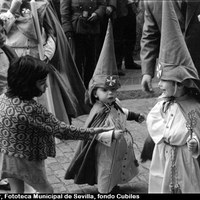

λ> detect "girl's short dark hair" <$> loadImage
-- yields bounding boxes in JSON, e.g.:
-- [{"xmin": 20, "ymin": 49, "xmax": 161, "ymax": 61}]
[{"xmin": 6, "ymin": 55, "xmax": 50, "ymax": 100}]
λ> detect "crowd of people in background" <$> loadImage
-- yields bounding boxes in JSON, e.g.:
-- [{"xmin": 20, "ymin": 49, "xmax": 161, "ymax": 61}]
[
  {"xmin": 0, "ymin": 0, "xmax": 200, "ymax": 194},
  {"xmin": 59, "ymin": 0, "xmax": 142, "ymax": 87}
]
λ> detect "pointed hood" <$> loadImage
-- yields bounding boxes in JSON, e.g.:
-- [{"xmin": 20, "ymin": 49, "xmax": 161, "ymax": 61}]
[
  {"xmin": 86, "ymin": 19, "xmax": 120, "ymax": 105},
  {"xmin": 157, "ymin": 0, "xmax": 200, "ymax": 90}
]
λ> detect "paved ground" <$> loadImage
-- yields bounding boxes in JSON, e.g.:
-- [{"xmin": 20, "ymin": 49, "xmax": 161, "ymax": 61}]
[{"xmin": 1, "ymin": 67, "xmax": 160, "ymax": 194}]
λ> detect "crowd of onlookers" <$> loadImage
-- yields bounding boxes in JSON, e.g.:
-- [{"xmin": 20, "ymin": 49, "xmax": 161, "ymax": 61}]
[{"xmin": 58, "ymin": 0, "xmax": 142, "ymax": 87}]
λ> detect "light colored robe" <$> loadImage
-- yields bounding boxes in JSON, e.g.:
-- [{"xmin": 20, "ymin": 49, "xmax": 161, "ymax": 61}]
[
  {"xmin": 95, "ymin": 100, "xmax": 138, "ymax": 193},
  {"xmin": 147, "ymin": 97, "xmax": 200, "ymax": 193},
  {"xmin": 1, "ymin": 0, "xmax": 56, "ymax": 115}
]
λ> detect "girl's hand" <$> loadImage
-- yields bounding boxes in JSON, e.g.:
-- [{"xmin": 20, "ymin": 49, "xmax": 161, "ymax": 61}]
[
  {"xmin": 187, "ymin": 138, "xmax": 198, "ymax": 154},
  {"xmin": 113, "ymin": 130, "xmax": 123, "ymax": 140}
]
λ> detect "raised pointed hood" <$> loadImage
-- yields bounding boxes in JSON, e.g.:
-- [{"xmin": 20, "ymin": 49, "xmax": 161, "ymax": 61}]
[
  {"xmin": 86, "ymin": 19, "xmax": 120, "ymax": 104},
  {"xmin": 157, "ymin": 0, "xmax": 200, "ymax": 90}
]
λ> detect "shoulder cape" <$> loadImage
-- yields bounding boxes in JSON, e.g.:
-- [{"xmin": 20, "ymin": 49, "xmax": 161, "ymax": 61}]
[{"xmin": 65, "ymin": 102, "xmax": 110, "ymax": 185}]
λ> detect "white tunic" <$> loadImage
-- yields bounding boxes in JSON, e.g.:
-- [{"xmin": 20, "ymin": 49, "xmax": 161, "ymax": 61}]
[{"xmin": 147, "ymin": 100, "xmax": 200, "ymax": 193}]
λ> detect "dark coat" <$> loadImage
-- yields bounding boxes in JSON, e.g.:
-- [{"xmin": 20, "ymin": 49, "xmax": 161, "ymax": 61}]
[
  {"xmin": 60, "ymin": 0, "xmax": 106, "ymax": 35},
  {"xmin": 107, "ymin": 0, "xmax": 116, "ymax": 8},
  {"xmin": 140, "ymin": 0, "xmax": 200, "ymax": 77},
  {"xmin": 115, "ymin": 0, "xmax": 130, "ymax": 18}
]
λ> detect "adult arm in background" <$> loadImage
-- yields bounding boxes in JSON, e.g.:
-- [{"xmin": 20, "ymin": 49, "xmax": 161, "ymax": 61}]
[
  {"xmin": 60, "ymin": 0, "xmax": 106, "ymax": 37},
  {"xmin": 106, "ymin": 0, "xmax": 116, "ymax": 16},
  {"xmin": 140, "ymin": 0, "xmax": 161, "ymax": 93},
  {"xmin": 86, "ymin": 1, "xmax": 106, "ymax": 22},
  {"xmin": 60, "ymin": 0, "xmax": 74, "ymax": 39}
]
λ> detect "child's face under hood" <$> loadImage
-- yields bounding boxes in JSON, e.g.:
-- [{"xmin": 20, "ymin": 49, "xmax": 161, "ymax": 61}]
[
  {"xmin": 94, "ymin": 87, "xmax": 117, "ymax": 104},
  {"xmin": 158, "ymin": 80, "xmax": 176, "ymax": 97},
  {"xmin": 158, "ymin": 79, "xmax": 186, "ymax": 98}
]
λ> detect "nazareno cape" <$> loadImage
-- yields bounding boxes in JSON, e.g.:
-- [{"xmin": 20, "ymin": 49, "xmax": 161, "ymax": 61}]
[
  {"xmin": 65, "ymin": 102, "xmax": 110, "ymax": 185},
  {"xmin": 41, "ymin": 1, "xmax": 90, "ymax": 123},
  {"xmin": 141, "ymin": 95, "xmax": 200, "ymax": 164}
]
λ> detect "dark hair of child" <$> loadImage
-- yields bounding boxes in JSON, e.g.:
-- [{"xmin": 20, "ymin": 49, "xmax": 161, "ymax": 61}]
[{"xmin": 6, "ymin": 55, "xmax": 50, "ymax": 100}]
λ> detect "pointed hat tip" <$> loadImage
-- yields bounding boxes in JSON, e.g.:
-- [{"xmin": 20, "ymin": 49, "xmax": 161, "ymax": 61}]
[
  {"xmin": 93, "ymin": 18, "xmax": 118, "ymax": 77},
  {"xmin": 157, "ymin": 0, "xmax": 199, "ymax": 83},
  {"xmin": 87, "ymin": 18, "xmax": 120, "ymax": 103}
]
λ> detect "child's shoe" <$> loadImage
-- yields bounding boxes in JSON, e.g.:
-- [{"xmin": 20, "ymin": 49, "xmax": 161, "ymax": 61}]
[{"xmin": 110, "ymin": 185, "xmax": 120, "ymax": 193}]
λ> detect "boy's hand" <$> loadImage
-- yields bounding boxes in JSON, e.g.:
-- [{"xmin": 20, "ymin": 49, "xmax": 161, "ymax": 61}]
[
  {"xmin": 187, "ymin": 138, "xmax": 198, "ymax": 154},
  {"xmin": 113, "ymin": 130, "xmax": 123, "ymax": 140},
  {"xmin": 138, "ymin": 114, "xmax": 145, "ymax": 123}
]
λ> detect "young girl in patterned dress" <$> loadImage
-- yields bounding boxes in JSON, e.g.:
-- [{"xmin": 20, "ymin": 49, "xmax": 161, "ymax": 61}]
[{"xmin": 0, "ymin": 55, "xmax": 114, "ymax": 193}]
